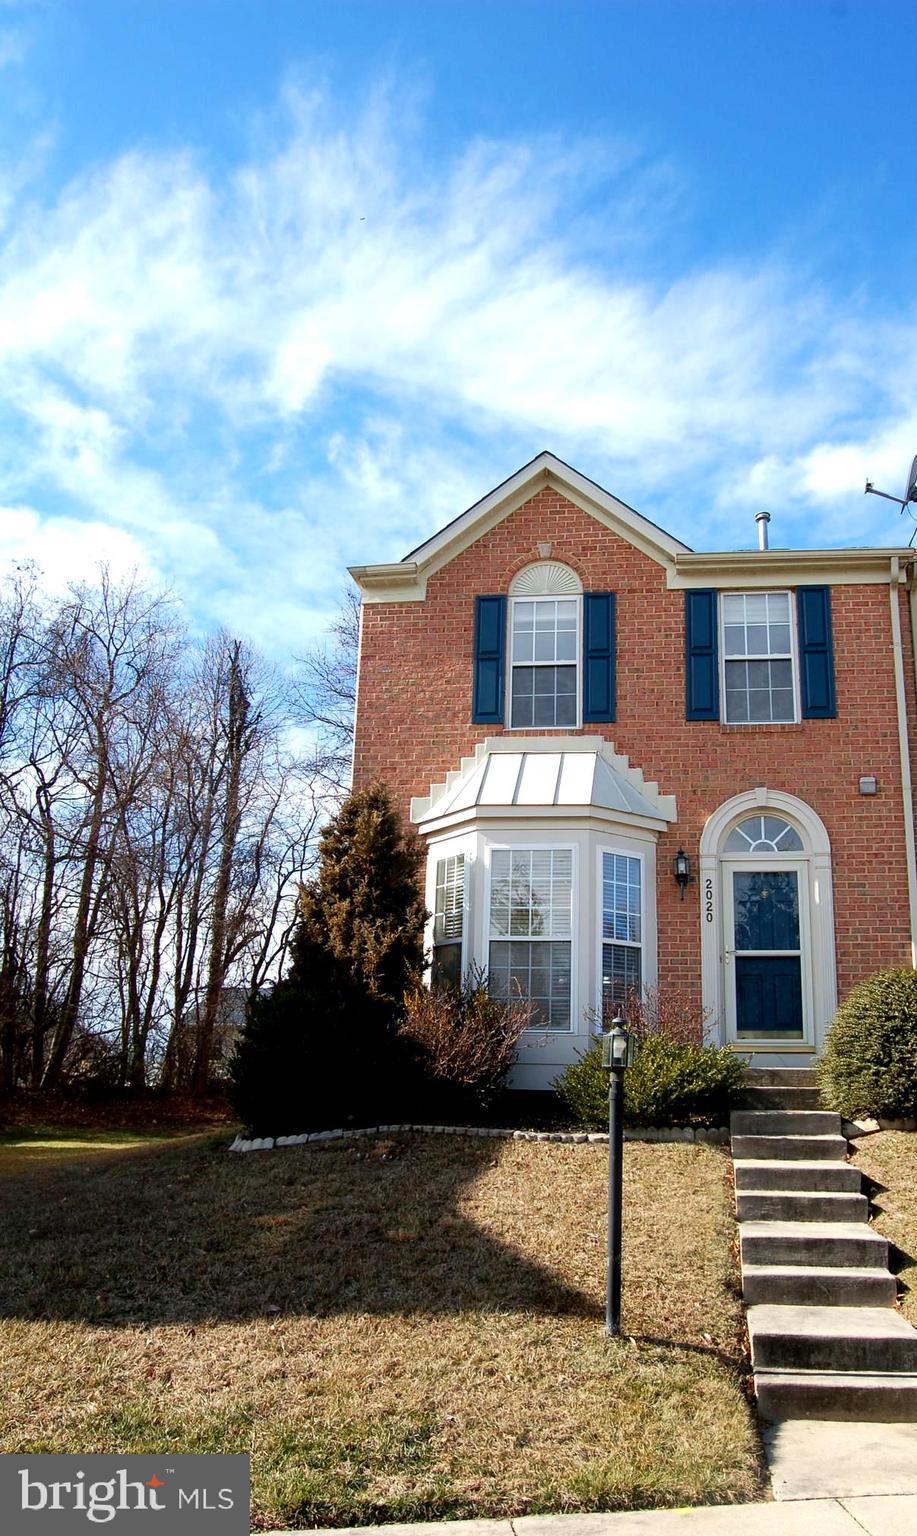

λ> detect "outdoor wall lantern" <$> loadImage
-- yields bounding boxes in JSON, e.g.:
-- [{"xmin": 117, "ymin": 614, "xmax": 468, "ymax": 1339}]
[
  {"xmin": 601, "ymin": 1011, "xmax": 633, "ymax": 1337},
  {"xmin": 672, "ymin": 848, "xmax": 693, "ymax": 900}
]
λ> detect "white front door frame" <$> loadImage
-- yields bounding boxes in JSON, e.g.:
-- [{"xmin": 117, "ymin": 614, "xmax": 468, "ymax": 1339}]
[
  {"xmin": 721, "ymin": 855, "xmax": 815, "ymax": 1049},
  {"xmin": 700, "ymin": 788, "xmax": 837, "ymax": 1060}
]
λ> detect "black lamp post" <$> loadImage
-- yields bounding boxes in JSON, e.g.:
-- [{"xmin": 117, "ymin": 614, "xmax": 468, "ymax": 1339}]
[{"xmin": 601, "ymin": 1011, "xmax": 631, "ymax": 1337}]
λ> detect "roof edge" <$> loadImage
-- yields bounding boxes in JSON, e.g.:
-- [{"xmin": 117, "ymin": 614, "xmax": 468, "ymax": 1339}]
[
  {"xmin": 350, "ymin": 453, "xmax": 690, "ymax": 600},
  {"xmin": 670, "ymin": 547, "xmax": 914, "ymax": 589}
]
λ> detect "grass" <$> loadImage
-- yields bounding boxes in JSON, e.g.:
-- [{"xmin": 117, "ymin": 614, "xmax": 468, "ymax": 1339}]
[
  {"xmin": 0, "ymin": 1128, "xmax": 766, "ymax": 1528},
  {"xmin": 0, "ymin": 1126, "xmax": 215, "ymax": 1178},
  {"xmin": 852, "ymin": 1130, "xmax": 917, "ymax": 1323}
]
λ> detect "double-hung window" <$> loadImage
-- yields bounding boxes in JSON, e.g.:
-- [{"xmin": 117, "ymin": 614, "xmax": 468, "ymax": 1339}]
[
  {"xmin": 722, "ymin": 592, "xmax": 796, "ymax": 724},
  {"xmin": 488, "ymin": 848, "xmax": 573, "ymax": 1028},
  {"xmin": 509, "ymin": 598, "xmax": 579, "ymax": 728},
  {"xmin": 601, "ymin": 852, "xmax": 642, "ymax": 1005},
  {"xmin": 431, "ymin": 854, "xmax": 464, "ymax": 988}
]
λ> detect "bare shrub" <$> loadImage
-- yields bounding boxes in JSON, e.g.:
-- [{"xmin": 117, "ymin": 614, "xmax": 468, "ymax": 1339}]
[
  {"xmin": 604, "ymin": 984, "xmax": 709, "ymax": 1046},
  {"xmin": 400, "ymin": 966, "xmax": 533, "ymax": 1112}
]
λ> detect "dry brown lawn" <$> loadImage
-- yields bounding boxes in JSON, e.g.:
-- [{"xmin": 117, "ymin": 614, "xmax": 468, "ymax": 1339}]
[
  {"xmin": 0, "ymin": 1129, "xmax": 765, "ymax": 1528},
  {"xmin": 852, "ymin": 1130, "xmax": 917, "ymax": 1323},
  {"xmin": 0, "ymin": 1126, "xmax": 213, "ymax": 1178}
]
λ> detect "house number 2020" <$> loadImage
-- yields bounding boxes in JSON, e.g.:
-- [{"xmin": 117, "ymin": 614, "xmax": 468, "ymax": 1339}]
[{"xmin": 704, "ymin": 878, "xmax": 714, "ymax": 923}]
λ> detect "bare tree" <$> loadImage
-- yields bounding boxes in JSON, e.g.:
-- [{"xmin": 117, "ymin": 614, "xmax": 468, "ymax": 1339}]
[
  {"xmin": 292, "ymin": 586, "xmax": 359, "ymax": 793},
  {"xmin": 40, "ymin": 574, "xmax": 178, "ymax": 1088},
  {"xmin": 192, "ymin": 639, "xmax": 259, "ymax": 1093},
  {"xmin": 0, "ymin": 565, "xmax": 324, "ymax": 1098}
]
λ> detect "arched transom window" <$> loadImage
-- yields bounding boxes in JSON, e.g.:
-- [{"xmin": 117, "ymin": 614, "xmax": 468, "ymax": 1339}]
[{"xmin": 723, "ymin": 815, "xmax": 804, "ymax": 854}]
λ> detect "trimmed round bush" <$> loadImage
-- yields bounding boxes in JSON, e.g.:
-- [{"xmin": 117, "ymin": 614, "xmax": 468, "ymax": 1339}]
[
  {"xmin": 555, "ymin": 1033, "xmax": 745, "ymax": 1129},
  {"xmin": 817, "ymin": 968, "xmax": 917, "ymax": 1120}
]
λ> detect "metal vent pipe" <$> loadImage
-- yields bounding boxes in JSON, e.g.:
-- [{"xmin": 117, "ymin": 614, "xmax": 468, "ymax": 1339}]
[{"xmin": 755, "ymin": 511, "xmax": 771, "ymax": 551}]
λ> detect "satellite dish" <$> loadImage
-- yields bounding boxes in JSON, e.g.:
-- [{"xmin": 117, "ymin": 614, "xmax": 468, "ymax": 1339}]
[{"xmin": 865, "ymin": 451, "xmax": 917, "ymax": 514}]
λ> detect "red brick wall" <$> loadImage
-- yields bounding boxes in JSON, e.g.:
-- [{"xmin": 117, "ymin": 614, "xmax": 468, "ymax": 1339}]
[{"xmin": 353, "ymin": 487, "xmax": 915, "ymax": 1000}]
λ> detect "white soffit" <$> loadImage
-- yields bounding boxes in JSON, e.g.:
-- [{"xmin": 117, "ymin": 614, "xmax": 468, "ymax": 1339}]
[{"xmin": 412, "ymin": 736, "xmax": 677, "ymax": 832}]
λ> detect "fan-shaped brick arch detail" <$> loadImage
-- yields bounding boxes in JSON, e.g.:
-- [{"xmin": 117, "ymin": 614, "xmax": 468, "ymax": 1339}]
[{"xmin": 508, "ymin": 561, "xmax": 582, "ymax": 597}]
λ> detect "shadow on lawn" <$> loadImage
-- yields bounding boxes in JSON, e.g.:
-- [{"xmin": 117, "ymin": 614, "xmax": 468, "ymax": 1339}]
[{"xmin": 0, "ymin": 1132, "xmax": 599, "ymax": 1328}]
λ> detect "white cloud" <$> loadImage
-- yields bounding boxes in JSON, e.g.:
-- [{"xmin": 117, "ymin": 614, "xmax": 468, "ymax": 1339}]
[
  {"xmin": 715, "ymin": 410, "xmax": 917, "ymax": 547},
  {"xmin": 0, "ymin": 505, "xmax": 154, "ymax": 591},
  {"xmin": 0, "ymin": 81, "xmax": 914, "ymax": 655}
]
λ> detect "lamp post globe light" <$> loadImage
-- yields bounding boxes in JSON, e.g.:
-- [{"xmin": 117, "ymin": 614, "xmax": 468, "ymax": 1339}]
[{"xmin": 601, "ymin": 1011, "xmax": 631, "ymax": 1337}]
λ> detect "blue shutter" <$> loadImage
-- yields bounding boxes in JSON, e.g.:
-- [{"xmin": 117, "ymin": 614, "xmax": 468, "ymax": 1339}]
[
  {"xmin": 685, "ymin": 590, "xmax": 719, "ymax": 720},
  {"xmin": 582, "ymin": 592, "xmax": 616, "ymax": 723},
  {"xmin": 797, "ymin": 586, "xmax": 836, "ymax": 719},
  {"xmin": 472, "ymin": 595, "xmax": 506, "ymax": 724}
]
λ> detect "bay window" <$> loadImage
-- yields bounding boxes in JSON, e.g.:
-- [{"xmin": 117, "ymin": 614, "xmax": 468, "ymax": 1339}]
[
  {"xmin": 601, "ymin": 851, "xmax": 642, "ymax": 1007},
  {"xmin": 488, "ymin": 847, "xmax": 573, "ymax": 1028},
  {"xmin": 431, "ymin": 853, "xmax": 465, "ymax": 987}
]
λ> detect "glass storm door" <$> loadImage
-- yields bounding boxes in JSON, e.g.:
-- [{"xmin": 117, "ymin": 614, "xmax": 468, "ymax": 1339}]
[{"xmin": 723, "ymin": 865, "xmax": 809, "ymax": 1042}]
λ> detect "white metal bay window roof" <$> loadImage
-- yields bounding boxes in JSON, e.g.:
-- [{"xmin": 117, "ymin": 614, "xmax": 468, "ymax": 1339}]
[{"xmin": 412, "ymin": 736, "xmax": 676, "ymax": 835}]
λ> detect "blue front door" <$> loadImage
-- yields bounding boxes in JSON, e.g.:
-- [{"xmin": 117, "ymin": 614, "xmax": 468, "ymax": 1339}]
[{"xmin": 730, "ymin": 869, "xmax": 804, "ymax": 1040}]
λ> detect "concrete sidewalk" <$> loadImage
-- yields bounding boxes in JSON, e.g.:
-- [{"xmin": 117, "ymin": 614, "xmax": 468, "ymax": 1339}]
[{"xmin": 268, "ymin": 1498, "xmax": 917, "ymax": 1536}]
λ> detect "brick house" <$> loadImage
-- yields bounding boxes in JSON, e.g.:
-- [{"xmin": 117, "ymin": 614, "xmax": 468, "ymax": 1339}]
[{"xmin": 349, "ymin": 452, "xmax": 917, "ymax": 1089}]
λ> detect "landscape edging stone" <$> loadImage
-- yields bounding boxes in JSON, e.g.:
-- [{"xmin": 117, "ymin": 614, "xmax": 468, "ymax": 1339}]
[{"xmin": 227, "ymin": 1124, "xmax": 730, "ymax": 1153}]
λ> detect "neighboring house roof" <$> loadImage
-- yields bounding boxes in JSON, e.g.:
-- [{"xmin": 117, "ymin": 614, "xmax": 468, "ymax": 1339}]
[
  {"xmin": 348, "ymin": 451, "xmax": 914, "ymax": 601},
  {"xmin": 412, "ymin": 735, "xmax": 677, "ymax": 837}
]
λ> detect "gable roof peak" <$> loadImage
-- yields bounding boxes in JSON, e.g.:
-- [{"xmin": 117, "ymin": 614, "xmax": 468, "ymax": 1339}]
[{"xmin": 403, "ymin": 452, "xmax": 691, "ymax": 570}]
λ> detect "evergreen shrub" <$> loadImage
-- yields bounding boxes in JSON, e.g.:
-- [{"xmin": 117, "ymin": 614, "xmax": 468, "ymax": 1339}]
[
  {"xmin": 554, "ymin": 988, "xmax": 744, "ymax": 1129},
  {"xmin": 817, "ymin": 967, "xmax": 917, "ymax": 1120},
  {"xmin": 229, "ymin": 782, "xmax": 427, "ymax": 1135}
]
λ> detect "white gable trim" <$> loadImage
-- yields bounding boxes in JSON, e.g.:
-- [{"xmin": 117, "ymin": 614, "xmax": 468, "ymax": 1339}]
[{"xmin": 349, "ymin": 452, "xmax": 688, "ymax": 602}]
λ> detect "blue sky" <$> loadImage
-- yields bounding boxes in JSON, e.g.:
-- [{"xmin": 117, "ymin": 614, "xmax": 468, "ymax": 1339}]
[{"xmin": 0, "ymin": 0, "xmax": 915, "ymax": 655}]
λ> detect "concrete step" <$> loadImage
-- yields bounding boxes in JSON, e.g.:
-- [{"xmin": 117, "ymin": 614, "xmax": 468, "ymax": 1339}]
[
  {"xmin": 738, "ymin": 1085, "xmax": 822, "ymax": 1110},
  {"xmin": 755, "ymin": 1369, "xmax": 917, "ymax": 1421},
  {"xmin": 732, "ymin": 1133, "xmax": 849, "ymax": 1162},
  {"xmin": 733, "ymin": 1159, "xmax": 861, "ymax": 1193},
  {"xmin": 740, "ymin": 1220, "xmax": 889, "ymax": 1269},
  {"xmin": 731, "ymin": 1109, "xmax": 841, "ymax": 1137},
  {"xmin": 749, "ymin": 1304, "xmax": 917, "ymax": 1373},
  {"xmin": 744, "ymin": 1067, "xmax": 817, "ymax": 1087},
  {"xmin": 736, "ymin": 1189, "xmax": 869, "ymax": 1223},
  {"xmin": 742, "ymin": 1263, "xmax": 898, "ymax": 1307}
]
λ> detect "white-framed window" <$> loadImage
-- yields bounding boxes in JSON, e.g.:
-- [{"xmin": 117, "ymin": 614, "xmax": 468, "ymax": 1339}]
[
  {"xmin": 721, "ymin": 591, "xmax": 797, "ymax": 724},
  {"xmin": 600, "ymin": 850, "xmax": 642, "ymax": 1009},
  {"xmin": 488, "ymin": 846, "xmax": 574, "ymax": 1029},
  {"xmin": 431, "ymin": 853, "xmax": 464, "ymax": 988},
  {"xmin": 505, "ymin": 561, "xmax": 583, "ymax": 731},
  {"xmin": 509, "ymin": 596, "xmax": 580, "ymax": 729}
]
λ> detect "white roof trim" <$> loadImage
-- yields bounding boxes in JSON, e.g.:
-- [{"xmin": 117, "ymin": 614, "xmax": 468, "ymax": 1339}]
[
  {"xmin": 348, "ymin": 454, "xmax": 917, "ymax": 603},
  {"xmin": 412, "ymin": 735, "xmax": 677, "ymax": 835},
  {"xmin": 349, "ymin": 452, "xmax": 689, "ymax": 601},
  {"xmin": 670, "ymin": 547, "xmax": 914, "ymax": 589}
]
